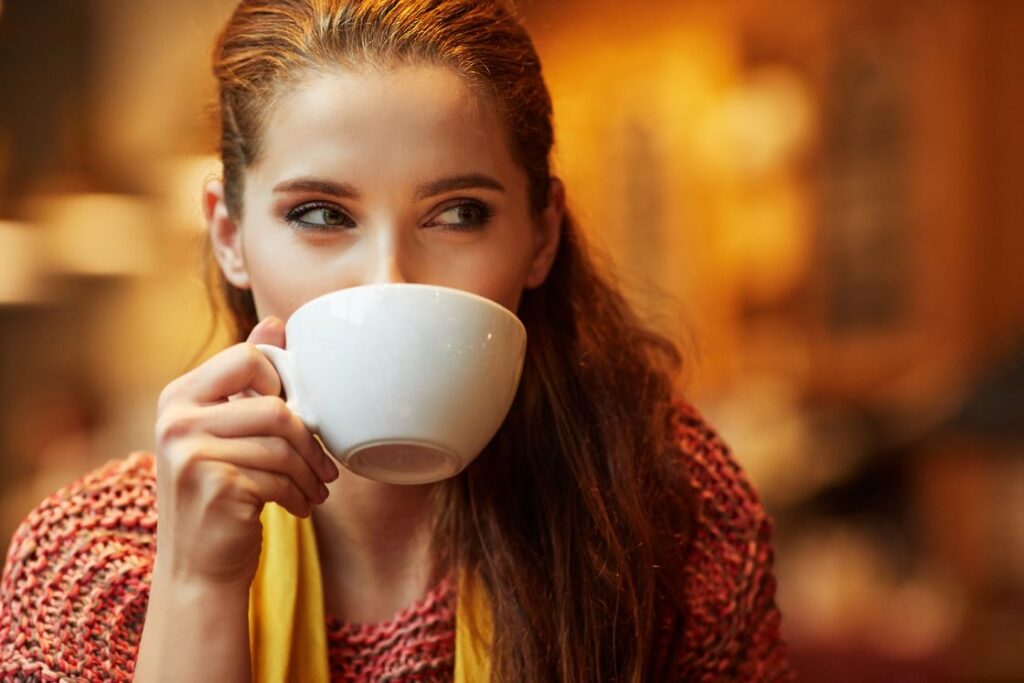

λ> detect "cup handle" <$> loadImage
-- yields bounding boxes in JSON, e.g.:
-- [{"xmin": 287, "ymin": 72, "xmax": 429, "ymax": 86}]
[{"xmin": 254, "ymin": 344, "xmax": 320, "ymax": 434}]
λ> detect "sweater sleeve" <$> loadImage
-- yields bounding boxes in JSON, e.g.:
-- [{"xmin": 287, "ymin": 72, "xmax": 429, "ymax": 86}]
[
  {"xmin": 0, "ymin": 452, "xmax": 158, "ymax": 682},
  {"xmin": 670, "ymin": 402, "xmax": 795, "ymax": 682}
]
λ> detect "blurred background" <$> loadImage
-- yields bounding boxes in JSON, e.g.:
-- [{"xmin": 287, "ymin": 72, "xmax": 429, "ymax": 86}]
[{"xmin": 1, "ymin": 0, "xmax": 1022, "ymax": 679}]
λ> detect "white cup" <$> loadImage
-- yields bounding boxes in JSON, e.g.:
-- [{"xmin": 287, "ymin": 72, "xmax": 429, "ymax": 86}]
[{"xmin": 255, "ymin": 283, "xmax": 527, "ymax": 485}]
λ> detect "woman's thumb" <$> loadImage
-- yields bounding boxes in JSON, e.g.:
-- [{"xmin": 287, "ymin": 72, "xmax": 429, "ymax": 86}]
[{"xmin": 247, "ymin": 316, "xmax": 286, "ymax": 348}]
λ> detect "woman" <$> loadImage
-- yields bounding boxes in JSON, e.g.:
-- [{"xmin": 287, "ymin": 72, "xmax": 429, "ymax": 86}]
[{"xmin": 0, "ymin": 0, "xmax": 792, "ymax": 681}]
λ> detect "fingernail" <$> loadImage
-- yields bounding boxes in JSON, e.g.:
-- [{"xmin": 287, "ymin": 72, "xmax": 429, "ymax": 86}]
[
  {"xmin": 254, "ymin": 316, "xmax": 281, "ymax": 333},
  {"xmin": 247, "ymin": 318, "xmax": 269, "ymax": 340},
  {"xmin": 319, "ymin": 483, "xmax": 330, "ymax": 501},
  {"xmin": 324, "ymin": 456, "xmax": 340, "ymax": 482}
]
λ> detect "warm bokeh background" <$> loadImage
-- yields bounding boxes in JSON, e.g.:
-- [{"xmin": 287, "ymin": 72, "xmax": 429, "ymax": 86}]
[{"xmin": 2, "ymin": 0, "xmax": 1022, "ymax": 680}]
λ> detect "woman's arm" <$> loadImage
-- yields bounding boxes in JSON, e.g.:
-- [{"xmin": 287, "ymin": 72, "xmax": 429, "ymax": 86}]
[{"xmin": 133, "ymin": 570, "xmax": 251, "ymax": 683}]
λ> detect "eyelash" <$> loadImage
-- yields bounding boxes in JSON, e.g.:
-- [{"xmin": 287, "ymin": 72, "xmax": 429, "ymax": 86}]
[{"xmin": 284, "ymin": 200, "xmax": 495, "ymax": 233}]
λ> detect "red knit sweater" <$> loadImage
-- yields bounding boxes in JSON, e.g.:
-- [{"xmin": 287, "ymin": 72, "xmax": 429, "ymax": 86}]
[{"xmin": 0, "ymin": 400, "xmax": 793, "ymax": 681}]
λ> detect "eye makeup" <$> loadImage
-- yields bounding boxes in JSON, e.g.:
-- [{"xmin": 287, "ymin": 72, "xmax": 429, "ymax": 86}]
[{"xmin": 282, "ymin": 199, "xmax": 496, "ymax": 233}]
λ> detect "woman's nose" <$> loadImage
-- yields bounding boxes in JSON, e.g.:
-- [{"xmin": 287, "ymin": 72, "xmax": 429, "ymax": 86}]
[{"xmin": 366, "ymin": 232, "xmax": 410, "ymax": 285}]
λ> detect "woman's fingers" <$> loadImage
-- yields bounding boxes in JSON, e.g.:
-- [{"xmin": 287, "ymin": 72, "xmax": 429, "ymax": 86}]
[
  {"xmin": 162, "ymin": 342, "xmax": 282, "ymax": 407},
  {"xmin": 186, "ymin": 436, "xmax": 325, "ymax": 509},
  {"xmin": 167, "ymin": 436, "xmax": 325, "ymax": 516},
  {"xmin": 184, "ymin": 395, "xmax": 339, "ymax": 483},
  {"xmin": 246, "ymin": 316, "xmax": 286, "ymax": 348},
  {"xmin": 232, "ymin": 463, "xmax": 314, "ymax": 519},
  {"xmin": 159, "ymin": 318, "xmax": 288, "ymax": 409}
]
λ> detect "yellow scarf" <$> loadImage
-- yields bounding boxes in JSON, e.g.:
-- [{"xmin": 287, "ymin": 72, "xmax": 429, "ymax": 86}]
[{"xmin": 248, "ymin": 502, "xmax": 492, "ymax": 682}]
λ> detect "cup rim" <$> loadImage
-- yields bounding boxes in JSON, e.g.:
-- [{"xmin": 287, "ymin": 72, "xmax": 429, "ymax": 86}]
[{"xmin": 285, "ymin": 282, "xmax": 525, "ymax": 333}]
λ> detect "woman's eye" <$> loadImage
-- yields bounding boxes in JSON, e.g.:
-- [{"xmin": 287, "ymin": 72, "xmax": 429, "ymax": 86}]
[
  {"xmin": 430, "ymin": 201, "xmax": 494, "ymax": 232},
  {"xmin": 286, "ymin": 203, "xmax": 352, "ymax": 229},
  {"xmin": 284, "ymin": 200, "xmax": 493, "ymax": 232}
]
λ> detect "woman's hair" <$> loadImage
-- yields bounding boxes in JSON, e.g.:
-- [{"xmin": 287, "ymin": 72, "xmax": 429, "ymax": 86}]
[{"xmin": 206, "ymin": 1, "xmax": 695, "ymax": 680}]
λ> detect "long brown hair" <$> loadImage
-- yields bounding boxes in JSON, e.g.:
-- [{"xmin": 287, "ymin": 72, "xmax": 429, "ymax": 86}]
[{"xmin": 206, "ymin": 1, "xmax": 695, "ymax": 680}]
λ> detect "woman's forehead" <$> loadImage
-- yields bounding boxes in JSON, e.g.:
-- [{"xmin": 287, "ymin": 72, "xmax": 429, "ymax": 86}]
[{"xmin": 249, "ymin": 64, "xmax": 518, "ymax": 192}]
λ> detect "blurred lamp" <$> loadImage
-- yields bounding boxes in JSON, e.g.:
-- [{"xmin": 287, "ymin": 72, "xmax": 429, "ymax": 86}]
[
  {"xmin": 36, "ymin": 193, "xmax": 158, "ymax": 276},
  {"xmin": 0, "ymin": 222, "xmax": 46, "ymax": 304},
  {"xmin": 695, "ymin": 65, "xmax": 815, "ymax": 176}
]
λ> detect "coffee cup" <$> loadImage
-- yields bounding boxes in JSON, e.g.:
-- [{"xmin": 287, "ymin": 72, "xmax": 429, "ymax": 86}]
[{"xmin": 255, "ymin": 283, "xmax": 527, "ymax": 485}]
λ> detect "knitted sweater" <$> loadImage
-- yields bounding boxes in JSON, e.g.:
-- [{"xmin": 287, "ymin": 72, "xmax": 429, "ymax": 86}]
[{"xmin": 0, "ymin": 401, "xmax": 793, "ymax": 682}]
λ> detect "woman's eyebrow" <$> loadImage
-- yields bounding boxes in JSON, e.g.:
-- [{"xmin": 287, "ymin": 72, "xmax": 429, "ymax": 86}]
[
  {"xmin": 272, "ymin": 173, "xmax": 506, "ymax": 199},
  {"xmin": 414, "ymin": 173, "xmax": 505, "ymax": 199},
  {"xmin": 273, "ymin": 178, "xmax": 359, "ymax": 198}
]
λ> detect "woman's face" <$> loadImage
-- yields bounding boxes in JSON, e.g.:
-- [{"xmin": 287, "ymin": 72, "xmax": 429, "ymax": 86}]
[{"xmin": 206, "ymin": 64, "xmax": 564, "ymax": 323}]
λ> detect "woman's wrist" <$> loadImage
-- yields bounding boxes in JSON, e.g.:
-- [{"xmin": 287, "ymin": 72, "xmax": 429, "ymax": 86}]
[
  {"xmin": 151, "ymin": 558, "xmax": 254, "ymax": 600},
  {"xmin": 150, "ymin": 571, "xmax": 252, "ymax": 613},
  {"xmin": 135, "ymin": 567, "xmax": 252, "ymax": 682}
]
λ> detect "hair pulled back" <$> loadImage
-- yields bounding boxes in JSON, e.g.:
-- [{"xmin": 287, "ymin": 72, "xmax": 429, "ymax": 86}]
[{"xmin": 208, "ymin": 2, "xmax": 693, "ymax": 680}]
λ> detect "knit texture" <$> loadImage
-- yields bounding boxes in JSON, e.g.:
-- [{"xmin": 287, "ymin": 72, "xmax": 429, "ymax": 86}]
[
  {"xmin": 326, "ymin": 575, "xmax": 455, "ymax": 682},
  {"xmin": 0, "ymin": 400, "xmax": 792, "ymax": 682}
]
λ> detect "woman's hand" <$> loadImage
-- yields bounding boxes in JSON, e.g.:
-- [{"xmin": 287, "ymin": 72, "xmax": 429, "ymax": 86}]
[
  {"xmin": 136, "ymin": 316, "xmax": 337, "ymax": 681},
  {"xmin": 151, "ymin": 316, "xmax": 340, "ymax": 587}
]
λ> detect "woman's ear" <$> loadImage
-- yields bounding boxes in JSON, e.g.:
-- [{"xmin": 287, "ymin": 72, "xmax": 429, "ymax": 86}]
[
  {"xmin": 524, "ymin": 177, "xmax": 565, "ymax": 289},
  {"xmin": 204, "ymin": 179, "xmax": 251, "ymax": 290}
]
